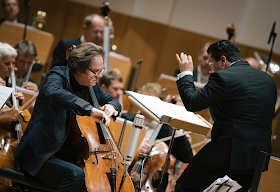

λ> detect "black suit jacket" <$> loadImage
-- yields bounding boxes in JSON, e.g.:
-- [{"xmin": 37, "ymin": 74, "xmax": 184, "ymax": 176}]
[
  {"xmin": 14, "ymin": 66, "xmax": 121, "ymax": 176},
  {"xmin": 50, "ymin": 38, "xmax": 81, "ymax": 69},
  {"xmin": 177, "ymin": 61, "xmax": 277, "ymax": 169}
]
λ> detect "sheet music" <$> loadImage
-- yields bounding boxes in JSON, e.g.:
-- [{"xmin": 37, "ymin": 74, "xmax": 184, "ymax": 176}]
[
  {"xmin": 126, "ymin": 91, "xmax": 210, "ymax": 128},
  {"xmin": 0, "ymin": 85, "xmax": 13, "ymax": 109}
]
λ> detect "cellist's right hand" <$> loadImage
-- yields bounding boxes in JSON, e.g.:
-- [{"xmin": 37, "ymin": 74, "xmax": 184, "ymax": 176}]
[
  {"xmin": 0, "ymin": 106, "xmax": 20, "ymax": 121},
  {"xmin": 90, "ymin": 108, "xmax": 110, "ymax": 126}
]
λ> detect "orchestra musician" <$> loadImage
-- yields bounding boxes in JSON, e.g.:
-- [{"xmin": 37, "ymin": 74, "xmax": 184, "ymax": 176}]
[
  {"xmin": 14, "ymin": 42, "xmax": 121, "ymax": 192},
  {"xmin": 14, "ymin": 40, "xmax": 39, "ymax": 92},
  {"xmin": 50, "ymin": 14, "xmax": 104, "ymax": 69},
  {"xmin": 0, "ymin": 0, "xmax": 20, "ymax": 25},
  {"xmin": 99, "ymin": 71, "xmax": 124, "ymax": 101},
  {"xmin": 0, "ymin": 42, "xmax": 25, "ymax": 105},
  {"xmin": 175, "ymin": 40, "xmax": 277, "ymax": 192}
]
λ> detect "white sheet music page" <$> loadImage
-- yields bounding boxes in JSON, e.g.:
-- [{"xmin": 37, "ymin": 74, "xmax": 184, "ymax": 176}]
[
  {"xmin": 126, "ymin": 91, "xmax": 209, "ymax": 128},
  {"xmin": 0, "ymin": 85, "xmax": 13, "ymax": 109}
]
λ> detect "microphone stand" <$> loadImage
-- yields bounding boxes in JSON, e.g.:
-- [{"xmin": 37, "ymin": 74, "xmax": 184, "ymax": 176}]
[
  {"xmin": 117, "ymin": 59, "xmax": 143, "ymax": 192},
  {"xmin": 23, "ymin": 0, "xmax": 31, "ymax": 40},
  {"xmin": 266, "ymin": 22, "xmax": 277, "ymax": 72}
]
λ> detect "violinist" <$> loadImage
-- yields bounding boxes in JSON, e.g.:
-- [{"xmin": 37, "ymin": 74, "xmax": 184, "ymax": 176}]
[
  {"xmin": 0, "ymin": 42, "xmax": 25, "ymax": 105},
  {"xmin": 14, "ymin": 42, "xmax": 121, "ymax": 192},
  {"xmin": 14, "ymin": 40, "xmax": 39, "ymax": 92}
]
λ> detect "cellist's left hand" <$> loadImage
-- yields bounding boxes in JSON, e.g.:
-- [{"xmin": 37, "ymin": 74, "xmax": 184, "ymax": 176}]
[{"xmin": 100, "ymin": 104, "xmax": 118, "ymax": 118}]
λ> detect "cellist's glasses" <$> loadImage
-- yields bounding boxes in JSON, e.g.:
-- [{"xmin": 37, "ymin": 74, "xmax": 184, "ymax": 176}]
[{"xmin": 88, "ymin": 67, "xmax": 105, "ymax": 76}]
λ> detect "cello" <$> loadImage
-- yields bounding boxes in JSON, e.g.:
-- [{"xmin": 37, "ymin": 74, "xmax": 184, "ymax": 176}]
[{"xmin": 66, "ymin": 45, "xmax": 134, "ymax": 192}]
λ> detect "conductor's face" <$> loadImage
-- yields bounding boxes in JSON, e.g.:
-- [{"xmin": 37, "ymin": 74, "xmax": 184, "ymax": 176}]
[{"xmin": 74, "ymin": 55, "xmax": 104, "ymax": 87}]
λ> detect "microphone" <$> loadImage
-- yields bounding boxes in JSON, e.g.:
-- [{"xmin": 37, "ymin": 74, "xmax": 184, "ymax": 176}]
[
  {"xmin": 122, "ymin": 114, "xmax": 145, "ymax": 176},
  {"xmin": 137, "ymin": 59, "xmax": 143, "ymax": 65},
  {"xmin": 118, "ymin": 114, "xmax": 144, "ymax": 192},
  {"xmin": 268, "ymin": 22, "xmax": 276, "ymax": 44}
]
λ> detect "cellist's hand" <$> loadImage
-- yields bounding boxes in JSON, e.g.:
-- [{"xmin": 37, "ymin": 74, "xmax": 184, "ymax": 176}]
[
  {"xmin": 100, "ymin": 104, "xmax": 118, "ymax": 118},
  {"xmin": 0, "ymin": 106, "xmax": 20, "ymax": 121},
  {"xmin": 14, "ymin": 92, "xmax": 25, "ymax": 104},
  {"xmin": 91, "ymin": 108, "xmax": 110, "ymax": 126}
]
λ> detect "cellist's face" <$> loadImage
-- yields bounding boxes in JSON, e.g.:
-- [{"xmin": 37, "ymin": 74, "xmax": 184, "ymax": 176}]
[
  {"xmin": 74, "ymin": 55, "xmax": 104, "ymax": 87},
  {"xmin": 0, "ymin": 55, "xmax": 15, "ymax": 78}
]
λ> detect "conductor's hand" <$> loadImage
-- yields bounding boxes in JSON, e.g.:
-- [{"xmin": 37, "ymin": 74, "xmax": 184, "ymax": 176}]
[
  {"xmin": 175, "ymin": 52, "xmax": 194, "ymax": 73},
  {"xmin": 138, "ymin": 141, "xmax": 151, "ymax": 154},
  {"xmin": 91, "ymin": 108, "xmax": 110, "ymax": 126},
  {"xmin": 23, "ymin": 82, "xmax": 39, "ymax": 92},
  {"xmin": 100, "ymin": 104, "xmax": 118, "ymax": 118}
]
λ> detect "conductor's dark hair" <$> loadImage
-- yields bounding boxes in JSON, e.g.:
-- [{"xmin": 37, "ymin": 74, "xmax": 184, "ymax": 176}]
[
  {"xmin": 67, "ymin": 42, "xmax": 105, "ymax": 74},
  {"xmin": 207, "ymin": 40, "xmax": 242, "ymax": 63}
]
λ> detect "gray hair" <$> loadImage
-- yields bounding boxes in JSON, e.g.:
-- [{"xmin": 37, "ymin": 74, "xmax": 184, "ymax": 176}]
[
  {"xmin": 15, "ymin": 40, "xmax": 37, "ymax": 57},
  {"xmin": 0, "ymin": 42, "xmax": 17, "ymax": 61}
]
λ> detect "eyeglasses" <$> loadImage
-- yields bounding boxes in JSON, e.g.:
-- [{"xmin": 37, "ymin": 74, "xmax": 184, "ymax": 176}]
[{"xmin": 88, "ymin": 67, "xmax": 105, "ymax": 76}]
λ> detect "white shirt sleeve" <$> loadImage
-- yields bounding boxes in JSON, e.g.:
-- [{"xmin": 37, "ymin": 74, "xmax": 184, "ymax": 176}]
[{"xmin": 177, "ymin": 71, "xmax": 193, "ymax": 79}]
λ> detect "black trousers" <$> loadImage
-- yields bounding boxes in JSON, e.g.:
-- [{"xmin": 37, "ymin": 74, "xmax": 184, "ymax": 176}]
[
  {"xmin": 175, "ymin": 160, "xmax": 255, "ymax": 192},
  {"xmin": 35, "ymin": 156, "xmax": 85, "ymax": 192}
]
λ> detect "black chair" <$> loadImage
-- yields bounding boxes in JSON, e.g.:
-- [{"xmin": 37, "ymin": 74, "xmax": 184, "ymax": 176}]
[
  {"xmin": 0, "ymin": 167, "xmax": 57, "ymax": 192},
  {"xmin": 250, "ymin": 151, "xmax": 280, "ymax": 192}
]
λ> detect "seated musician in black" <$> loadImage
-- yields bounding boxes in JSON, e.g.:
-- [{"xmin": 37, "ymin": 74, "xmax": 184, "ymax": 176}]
[
  {"xmin": 14, "ymin": 43, "xmax": 121, "ymax": 192},
  {"xmin": 121, "ymin": 82, "xmax": 193, "ymax": 191}
]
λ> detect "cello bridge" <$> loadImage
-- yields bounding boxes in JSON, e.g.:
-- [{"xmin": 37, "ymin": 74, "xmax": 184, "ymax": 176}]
[{"xmin": 101, "ymin": 151, "xmax": 118, "ymax": 160}]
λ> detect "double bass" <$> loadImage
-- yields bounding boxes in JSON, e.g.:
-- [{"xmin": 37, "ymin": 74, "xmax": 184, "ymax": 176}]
[{"xmin": 66, "ymin": 45, "xmax": 134, "ymax": 192}]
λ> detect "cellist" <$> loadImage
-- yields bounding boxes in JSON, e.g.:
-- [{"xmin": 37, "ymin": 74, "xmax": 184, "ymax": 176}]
[{"xmin": 14, "ymin": 42, "xmax": 121, "ymax": 192}]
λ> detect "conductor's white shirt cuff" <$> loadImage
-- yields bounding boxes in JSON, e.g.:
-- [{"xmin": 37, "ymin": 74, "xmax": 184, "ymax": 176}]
[{"xmin": 177, "ymin": 71, "xmax": 193, "ymax": 79}]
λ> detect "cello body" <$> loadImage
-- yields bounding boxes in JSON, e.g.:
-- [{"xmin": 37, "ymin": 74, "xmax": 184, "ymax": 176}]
[{"xmin": 72, "ymin": 115, "xmax": 134, "ymax": 192}]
